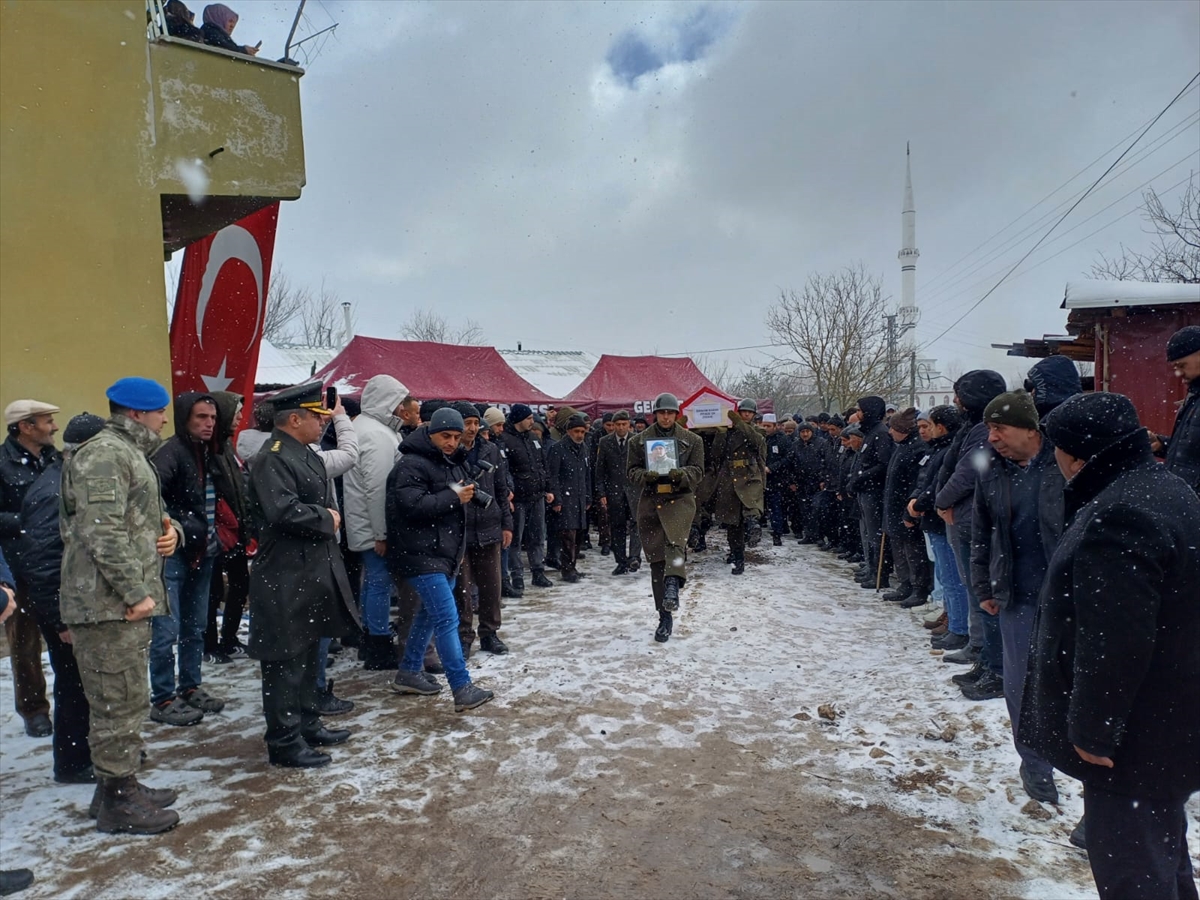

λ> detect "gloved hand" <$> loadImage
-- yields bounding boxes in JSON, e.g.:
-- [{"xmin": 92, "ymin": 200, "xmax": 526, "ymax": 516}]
[
  {"xmin": 643, "ymin": 470, "xmax": 661, "ymax": 485},
  {"xmin": 668, "ymin": 468, "xmax": 685, "ymax": 484}
]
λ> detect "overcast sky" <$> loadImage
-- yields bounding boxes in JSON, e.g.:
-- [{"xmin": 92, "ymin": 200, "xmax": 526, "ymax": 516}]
[{"xmin": 214, "ymin": 0, "xmax": 1200, "ymax": 379}]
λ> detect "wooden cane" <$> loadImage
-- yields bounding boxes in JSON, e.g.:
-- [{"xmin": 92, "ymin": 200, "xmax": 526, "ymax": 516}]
[{"xmin": 875, "ymin": 531, "xmax": 887, "ymax": 591}]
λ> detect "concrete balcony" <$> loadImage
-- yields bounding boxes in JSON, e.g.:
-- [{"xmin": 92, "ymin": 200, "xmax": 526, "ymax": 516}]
[{"xmin": 146, "ymin": 36, "xmax": 306, "ymax": 254}]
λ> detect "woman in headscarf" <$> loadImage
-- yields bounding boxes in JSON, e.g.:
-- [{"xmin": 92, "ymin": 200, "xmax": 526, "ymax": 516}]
[{"xmin": 201, "ymin": 4, "xmax": 260, "ymax": 56}]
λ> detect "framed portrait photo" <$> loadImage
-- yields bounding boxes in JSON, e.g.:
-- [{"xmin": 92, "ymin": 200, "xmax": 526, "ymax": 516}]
[{"xmin": 645, "ymin": 438, "xmax": 679, "ymax": 474}]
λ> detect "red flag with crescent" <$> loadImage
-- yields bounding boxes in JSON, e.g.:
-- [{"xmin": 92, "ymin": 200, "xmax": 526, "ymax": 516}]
[{"xmin": 169, "ymin": 203, "xmax": 280, "ymax": 406}]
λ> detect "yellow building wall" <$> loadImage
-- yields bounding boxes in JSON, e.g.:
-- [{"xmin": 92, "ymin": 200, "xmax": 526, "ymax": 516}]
[
  {"xmin": 1, "ymin": 1, "xmax": 306, "ymax": 424},
  {"xmin": 1, "ymin": 1, "xmax": 173, "ymax": 422}
]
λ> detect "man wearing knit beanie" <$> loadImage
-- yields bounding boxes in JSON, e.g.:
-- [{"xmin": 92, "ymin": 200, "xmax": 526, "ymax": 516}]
[
  {"xmin": 1151, "ymin": 324, "xmax": 1200, "ymax": 493},
  {"xmin": 970, "ymin": 388, "xmax": 1064, "ymax": 802},
  {"xmin": 1024, "ymin": 390, "xmax": 1200, "ymax": 900}
]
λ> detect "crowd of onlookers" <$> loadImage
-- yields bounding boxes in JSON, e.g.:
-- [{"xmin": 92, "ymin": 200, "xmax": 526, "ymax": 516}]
[{"xmin": 0, "ymin": 324, "xmax": 1196, "ymax": 899}]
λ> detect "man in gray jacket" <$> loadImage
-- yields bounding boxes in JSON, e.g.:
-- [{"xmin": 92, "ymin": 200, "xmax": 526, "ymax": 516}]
[{"xmin": 343, "ymin": 375, "xmax": 410, "ymax": 669}]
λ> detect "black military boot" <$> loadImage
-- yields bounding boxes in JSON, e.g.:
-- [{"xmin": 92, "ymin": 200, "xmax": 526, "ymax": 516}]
[
  {"xmin": 654, "ymin": 611, "xmax": 673, "ymax": 643},
  {"xmin": 501, "ymin": 576, "xmax": 523, "ymax": 599},
  {"xmin": 89, "ymin": 777, "xmax": 178, "ymax": 819},
  {"xmin": 771, "ymin": 533, "xmax": 783, "ymax": 546},
  {"xmin": 745, "ymin": 518, "xmax": 762, "ymax": 548},
  {"xmin": 731, "ymin": 553, "xmax": 745, "ymax": 576},
  {"xmin": 95, "ymin": 775, "xmax": 180, "ymax": 834},
  {"xmin": 362, "ymin": 633, "xmax": 399, "ymax": 670},
  {"xmin": 510, "ymin": 572, "xmax": 525, "ymax": 592},
  {"xmin": 531, "ymin": 570, "xmax": 554, "ymax": 588},
  {"xmin": 662, "ymin": 575, "xmax": 682, "ymax": 612}
]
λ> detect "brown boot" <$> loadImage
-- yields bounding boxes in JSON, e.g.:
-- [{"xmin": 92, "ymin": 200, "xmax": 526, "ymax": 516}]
[
  {"xmin": 88, "ymin": 778, "xmax": 179, "ymax": 818},
  {"xmin": 95, "ymin": 775, "xmax": 180, "ymax": 834}
]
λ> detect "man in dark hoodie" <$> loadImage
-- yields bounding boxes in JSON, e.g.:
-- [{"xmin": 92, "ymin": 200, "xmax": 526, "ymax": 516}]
[
  {"xmin": 881, "ymin": 408, "xmax": 930, "ymax": 607},
  {"xmin": 934, "ymin": 370, "xmax": 1006, "ymax": 671},
  {"xmin": 149, "ymin": 392, "xmax": 230, "ymax": 726},
  {"xmin": 203, "ymin": 391, "xmax": 253, "ymax": 664},
  {"xmin": 846, "ymin": 396, "xmax": 892, "ymax": 589}
]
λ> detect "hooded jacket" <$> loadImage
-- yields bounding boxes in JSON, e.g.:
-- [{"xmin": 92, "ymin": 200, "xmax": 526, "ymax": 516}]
[
  {"xmin": 153, "ymin": 392, "xmax": 229, "ymax": 566},
  {"xmin": 847, "ymin": 396, "xmax": 892, "ymax": 494},
  {"xmin": 882, "ymin": 432, "xmax": 924, "ymax": 537},
  {"xmin": 1026, "ymin": 355, "xmax": 1082, "ymax": 418},
  {"xmin": 344, "ymin": 375, "xmax": 406, "ymax": 552},
  {"xmin": 210, "ymin": 391, "xmax": 253, "ymax": 548},
  {"xmin": 1019, "ymin": 429, "xmax": 1200, "ymax": 799},
  {"xmin": 385, "ymin": 425, "xmax": 470, "ymax": 579},
  {"xmin": 908, "ymin": 432, "xmax": 954, "ymax": 535},
  {"xmin": 934, "ymin": 370, "xmax": 1006, "ymax": 530}
]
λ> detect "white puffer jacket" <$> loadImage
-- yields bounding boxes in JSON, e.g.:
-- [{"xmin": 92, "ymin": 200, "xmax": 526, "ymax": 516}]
[{"xmin": 343, "ymin": 375, "xmax": 406, "ymax": 552}]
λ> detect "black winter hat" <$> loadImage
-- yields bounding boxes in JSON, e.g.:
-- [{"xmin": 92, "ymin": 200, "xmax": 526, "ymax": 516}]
[
  {"xmin": 509, "ymin": 403, "xmax": 534, "ymax": 424},
  {"xmin": 419, "ymin": 399, "xmax": 448, "ymax": 423},
  {"xmin": 428, "ymin": 407, "xmax": 465, "ymax": 434},
  {"xmin": 63, "ymin": 412, "xmax": 106, "ymax": 444},
  {"xmin": 565, "ymin": 414, "xmax": 587, "ymax": 431},
  {"xmin": 1166, "ymin": 325, "xmax": 1200, "ymax": 362},
  {"xmin": 451, "ymin": 401, "xmax": 480, "ymax": 422},
  {"xmin": 1042, "ymin": 392, "xmax": 1142, "ymax": 461},
  {"xmin": 828, "ymin": 414, "xmax": 845, "ymax": 428},
  {"xmin": 953, "ymin": 370, "xmax": 1007, "ymax": 414}
]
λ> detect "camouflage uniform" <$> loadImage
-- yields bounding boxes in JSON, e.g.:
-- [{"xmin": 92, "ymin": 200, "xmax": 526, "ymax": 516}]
[{"xmin": 60, "ymin": 415, "xmax": 178, "ymax": 779}]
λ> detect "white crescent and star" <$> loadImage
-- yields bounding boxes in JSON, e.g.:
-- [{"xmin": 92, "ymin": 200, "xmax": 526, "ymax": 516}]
[{"xmin": 192, "ymin": 223, "xmax": 266, "ymax": 392}]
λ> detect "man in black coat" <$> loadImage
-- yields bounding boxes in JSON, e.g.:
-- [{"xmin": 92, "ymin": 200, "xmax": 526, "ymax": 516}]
[
  {"xmin": 450, "ymin": 402, "xmax": 512, "ymax": 657},
  {"xmin": 547, "ymin": 415, "xmax": 592, "ymax": 583},
  {"xmin": 594, "ymin": 410, "xmax": 641, "ymax": 574},
  {"xmin": 847, "ymin": 396, "xmax": 893, "ymax": 588},
  {"xmin": 247, "ymin": 384, "xmax": 357, "ymax": 768},
  {"xmin": 498, "ymin": 404, "xmax": 552, "ymax": 590},
  {"xmin": 1153, "ymin": 324, "xmax": 1200, "ymax": 494},
  {"xmin": 15, "ymin": 413, "xmax": 106, "ymax": 783},
  {"xmin": 1023, "ymin": 392, "xmax": 1200, "ymax": 900},
  {"xmin": 880, "ymin": 408, "xmax": 930, "ymax": 607},
  {"xmin": 760, "ymin": 414, "xmax": 792, "ymax": 546},
  {"xmin": 385, "ymin": 408, "xmax": 494, "ymax": 712},
  {"xmin": 786, "ymin": 421, "xmax": 823, "ymax": 542}
]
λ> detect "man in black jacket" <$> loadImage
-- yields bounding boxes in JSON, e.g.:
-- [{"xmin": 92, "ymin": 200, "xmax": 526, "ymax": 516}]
[
  {"xmin": 595, "ymin": 410, "xmax": 641, "ymax": 573},
  {"xmin": 761, "ymin": 414, "xmax": 791, "ymax": 546},
  {"xmin": 547, "ymin": 416, "xmax": 591, "ymax": 583},
  {"xmin": 881, "ymin": 408, "xmax": 930, "ymax": 607},
  {"xmin": 149, "ymin": 392, "xmax": 227, "ymax": 726},
  {"xmin": 847, "ymin": 396, "xmax": 892, "ymax": 588},
  {"xmin": 15, "ymin": 413, "xmax": 106, "ymax": 783},
  {"xmin": 1024, "ymin": 392, "xmax": 1200, "ymax": 900},
  {"xmin": 451, "ymin": 403, "xmax": 512, "ymax": 657},
  {"xmin": 1153, "ymin": 324, "xmax": 1199, "ymax": 494},
  {"xmin": 498, "ymin": 404, "xmax": 553, "ymax": 590},
  {"xmin": 0, "ymin": 398, "xmax": 60, "ymax": 738},
  {"xmin": 969, "ymin": 391, "xmax": 1062, "ymax": 801},
  {"xmin": 386, "ymin": 408, "xmax": 494, "ymax": 712}
]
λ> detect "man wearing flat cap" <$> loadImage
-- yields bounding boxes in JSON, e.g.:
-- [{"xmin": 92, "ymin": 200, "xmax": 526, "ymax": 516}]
[
  {"xmin": 1, "ymin": 398, "xmax": 60, "ymax": 738},
  {"xmin": 60, "ymin": 377, "xmax": 182, "ymax": 834},
  {"xmin": 246, "ymin": 383, "xmax": 359, "ymax": 769},
  {"xmin": 1023, "ymin": 392, "xmax": 1200, "ymax": 900},
  {"xmin": 1150, "ymin": 324, "xmax": 1200, "ymax": 494}
]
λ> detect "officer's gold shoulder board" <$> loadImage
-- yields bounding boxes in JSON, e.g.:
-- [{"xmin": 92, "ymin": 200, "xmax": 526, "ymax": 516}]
[{"xmin": 271, "ymin": 441, "xmax": 282, "ymax": 453}]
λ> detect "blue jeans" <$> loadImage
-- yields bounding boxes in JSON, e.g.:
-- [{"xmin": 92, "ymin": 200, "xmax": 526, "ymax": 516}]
[
  {"xmin": 1000, "ymin": 595, "xmax": 1053, "ymax": 778},
  {"xmin": 151, "ymin": 555, "xmax": 214, "ymax": 704},
  {"xmin": 400, "ymin": 573, "xmax": 471, "ymax": 692},
  {"xmin": 928, "ymin": 531, "xmax": 968, "ymax": 636},
  {"xmin": 360, "ymin": 550, "xmax": 392, "ymax": 636}
]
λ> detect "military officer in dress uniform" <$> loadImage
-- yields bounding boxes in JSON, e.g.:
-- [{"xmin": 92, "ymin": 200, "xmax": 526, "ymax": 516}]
[
  {"xmin": 247, "ymin": 383, "xmax": 360, "ymax": 769},
  {"xmin": 711, "ymin": 400, "xmax": 767, "ymax": 575},
  {"xmin": 627, "ymin": 393, "xmax": 704, "ymax": 643}
]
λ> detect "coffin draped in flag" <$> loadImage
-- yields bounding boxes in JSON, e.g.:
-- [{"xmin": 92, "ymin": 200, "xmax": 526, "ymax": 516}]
[{"xmin": 169, "ymin": 204, "xmax": 280, "ymax": 402}]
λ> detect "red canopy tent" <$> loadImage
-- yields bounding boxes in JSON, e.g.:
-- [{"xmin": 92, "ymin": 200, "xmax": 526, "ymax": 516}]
[
  {"xmin": 563, "ymin": 354, "xmax": 726, "ymax": 418},
  {"xmin": 313, "ymin": 337, "xmax": 557, "ymax": 410}
]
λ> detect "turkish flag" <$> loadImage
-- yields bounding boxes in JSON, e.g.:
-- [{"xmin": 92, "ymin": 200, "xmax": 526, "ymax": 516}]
[{"xmin": 169, "ymin": 203, "xmax": 280, "ymax": 405}]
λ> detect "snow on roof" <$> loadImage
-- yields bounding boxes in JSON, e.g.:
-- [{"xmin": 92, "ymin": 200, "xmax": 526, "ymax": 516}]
[
  {"xmin": 1062, "ymin": 279, "xmax": 1200, "ymax": 309},
  {"xmin": 255, "ymin": 340, "xmax": 340, "ymax": 386},
  {"xmin": 497, "ymin": 349, "xmax": 600, "ymax": 400}
]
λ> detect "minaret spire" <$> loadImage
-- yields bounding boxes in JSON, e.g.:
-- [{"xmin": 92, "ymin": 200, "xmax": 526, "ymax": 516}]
[{"xmin": 898, "ymin": 143, "xmax": 919, "ymax": 317}]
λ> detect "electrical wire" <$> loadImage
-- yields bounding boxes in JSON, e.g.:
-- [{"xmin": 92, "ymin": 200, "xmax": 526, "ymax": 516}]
[{"xmin": 917, "ymin": 71, "xmax": 1200, "ymax": 353}]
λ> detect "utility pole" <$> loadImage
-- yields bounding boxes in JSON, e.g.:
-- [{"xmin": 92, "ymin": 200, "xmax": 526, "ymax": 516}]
[
  {"xmin": 883, "ymin": 312, "xmax": 916, "ymax": 405},
  {"xmin": 909, "ymin": 351, "xmax": 917, "ymax": 409}
]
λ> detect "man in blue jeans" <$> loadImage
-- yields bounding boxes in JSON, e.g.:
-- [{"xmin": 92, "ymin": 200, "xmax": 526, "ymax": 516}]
[
  {"xmin": 384, "ymin": 407, "xmax": 493, "ymax": 712},
  {"xmin": 149, "ymin": 392, "xmax": 230, "ymax": 726}
]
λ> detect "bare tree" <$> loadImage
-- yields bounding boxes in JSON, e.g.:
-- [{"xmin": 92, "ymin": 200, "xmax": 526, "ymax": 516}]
[
  {"xmin": 294, "ymin": 280, "xmax": 354, "ymax": 349},
  {"xmin": 727, "ymin": 365, "xmax": 818, "ymax": 416},
  {"xmin": 400, "ymin": 308, "xmax": 484, "ymax": 345},
  {"xmin": 693, "ymin": 354, "xmax": 735, "ymax": 392},
  {"xmin": 1090, "ymin": 176, "xmax": 1200, "ymax": 283},
  {"xmin": 262, "ymin": 268, "xmax": 310, "ymax": 344},
  {"xmin": 765, "ymin": 264, "xmax": 908, "ymax": 411}
]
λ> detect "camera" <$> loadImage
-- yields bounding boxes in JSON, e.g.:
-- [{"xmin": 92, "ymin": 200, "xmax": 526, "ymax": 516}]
[{"xmin": 465, "ymin": 460, "xmax": 495, "ymax": 509}]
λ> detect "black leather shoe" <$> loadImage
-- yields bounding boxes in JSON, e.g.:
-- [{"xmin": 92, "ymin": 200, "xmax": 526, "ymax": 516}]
[
  {"xmin": 600, "ymin": 544, "xmax": 611, "ymax": 556},
  {"xmin": 654, "ymin": 612, "xmax": 672, "ymax": 643},
  {"xmin": 301, "ymin": 726, "xmax": 351, "ymax": 746},
  {"xmin": 54, "ymin": 765, "xmax": 96, "ymax": 785},
  {"xmin": 960, "ymin": 669, "xmax": 1004, "ymax": 701},
  {"xmin": 731, "ymin": 558, "xmax": 745, "ymax": 576},
  {"xmin": 561, "ymin": 570, "xmax": 580, "ymax": 584},
  {"xmin": 627, "ymin": 560, "xmax": 641, "ymax": 572},
  {"xmin": 611, "ymin": 563, "xmax": 629, "ymax": 575},
  {"xmin": 268, "ymin": 744, "xmax": 332, "ymax": 768},
  {"xmin": 479, "ymin": 634, "xmax": 509, "ymax": 655},
  {"xmin": 0, "ymin": 868, "xmax": 34, "ymax": 896},
  {"xmin": 23, "ymin": 714, "xmax": 51, "ymax": 738},
  {"xmin": 1069, "ymin": 816, "xmax": 1086, "ymax": 849},
  {"xmin": 1019, "ymin": 762, "xmax": 1059, "ymax": 804},
  {"xmin": 531, "ymin": 571, "xmax": 554, "ymax": 588}
]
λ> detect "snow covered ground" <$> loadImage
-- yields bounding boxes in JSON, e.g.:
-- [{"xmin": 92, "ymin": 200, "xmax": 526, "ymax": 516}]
[{"xmin": 1, "ymin": 536, "xmax": 1196, "ymax": 899}]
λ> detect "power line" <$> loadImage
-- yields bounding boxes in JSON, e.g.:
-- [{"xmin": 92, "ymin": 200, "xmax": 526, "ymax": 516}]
[
  {"xmin": 918, "ymin": 71, "xmax": 1200, "ymax": 354},
  {"xmin": 919, "ymin": 83, "xmax": 1199, "ymax": 295},
  {"xmin": 919, "ymin": 112, "xmax": 1200, "ymax": 314}
]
